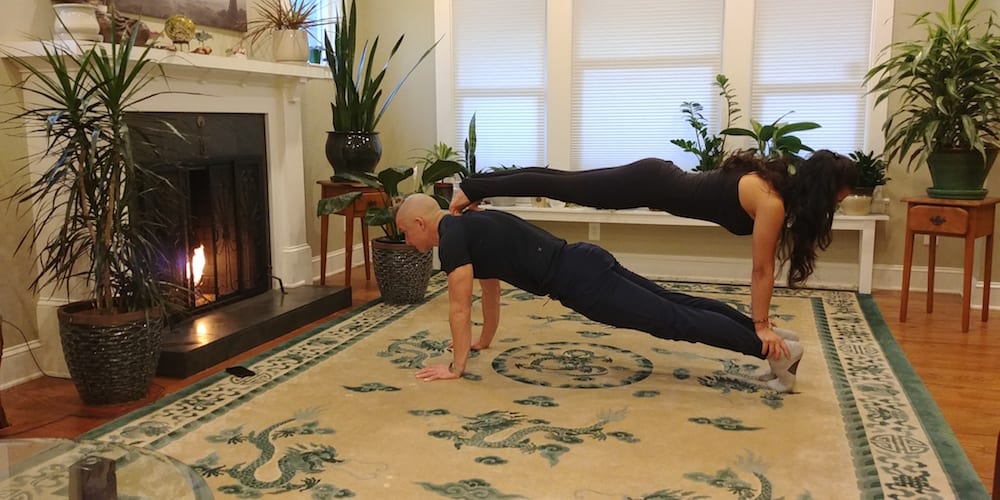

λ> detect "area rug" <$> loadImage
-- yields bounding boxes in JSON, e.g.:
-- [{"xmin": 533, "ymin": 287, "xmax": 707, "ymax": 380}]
[{"xmin": 55, "ymin": 274, "xmax": 989, "ymax": 498}]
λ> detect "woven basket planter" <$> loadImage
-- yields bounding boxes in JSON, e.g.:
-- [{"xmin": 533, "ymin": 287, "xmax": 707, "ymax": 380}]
[
  {"xmin": 372, "ymin": 238, "xmax": 433, "ymax": 305},
  {"xmin": 57, "ymin": 302, "xmax": 165, "ymax": 406}
]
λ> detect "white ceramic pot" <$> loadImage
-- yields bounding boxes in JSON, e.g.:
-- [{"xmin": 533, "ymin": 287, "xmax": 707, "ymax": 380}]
[
  {"xmin": 272, "ymin": 29, "xmax": 309, "ymax": 63},
  {"xmin": 52, "ymin": 3, "xmax": 102, "ymax": 43},
  {"xmin": 840, "ymin": 194, "xmax": 873, "ymax": 215}
]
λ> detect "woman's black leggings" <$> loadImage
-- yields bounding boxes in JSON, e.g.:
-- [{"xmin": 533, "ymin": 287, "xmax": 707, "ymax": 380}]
[{"xmin": 460, "ymin": 158, "xmax": 685, "ymax": 211}]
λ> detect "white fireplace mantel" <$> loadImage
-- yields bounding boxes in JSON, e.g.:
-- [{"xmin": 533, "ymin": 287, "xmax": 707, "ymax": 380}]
[{"xmin": 2, "ymin": 42, "xmax": 331, "ymax": 376}]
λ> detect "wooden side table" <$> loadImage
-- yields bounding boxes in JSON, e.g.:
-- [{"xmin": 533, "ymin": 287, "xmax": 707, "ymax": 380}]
[
  {"xmin": 318, "ymin": 180, "xmax": 385, "ymax": 288},
  {"xmin": 900, "ymin": 196, "xmax": 999, "ymax": 332}
]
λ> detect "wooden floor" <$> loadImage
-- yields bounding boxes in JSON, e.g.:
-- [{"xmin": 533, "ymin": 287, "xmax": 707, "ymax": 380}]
[{"xmin": 0, "ymin": 267, "xmax": 997, "ymax": 494}]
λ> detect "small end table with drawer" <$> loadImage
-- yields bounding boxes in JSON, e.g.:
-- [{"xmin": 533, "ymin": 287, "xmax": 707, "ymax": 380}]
[{"xmin": 900, "ymin": 196, "xmax": 999, "ymax": 332}]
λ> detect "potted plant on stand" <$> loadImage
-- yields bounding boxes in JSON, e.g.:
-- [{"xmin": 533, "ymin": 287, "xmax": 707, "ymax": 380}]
[
  {"xmin": 318, "ymin": 160, "xmax": 464, "ymax": 304},
  {"xmin": 245, "ymin": 0, "xmax": 330, "ymax": 63},
  {"xmin": 864, "ymin": 0, "xmax": 1000, "ymax": 199},
  {"xmin": 2, "ymin": 32, "xmax": 180, "ymax": 405},
  {"xmin": 842, "ymin": 150, "xmax": 890, "ymax": 215},
  {"xmin": 324, "ymin": 0, "xmax": 440, "ymax": 176}
]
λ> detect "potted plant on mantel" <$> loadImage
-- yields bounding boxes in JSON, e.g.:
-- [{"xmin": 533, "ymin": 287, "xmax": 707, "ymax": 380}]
[
  {"xmin": 245, "ymin": 0, "xmax": 330, "ymax": 63},
  {"xmin": 864, "ymin": 0, "xmax": 1000, "ymax": 200},
  {"xmin": 323, "ymin": 0, "xmax": 440, "ymax": 176},
  {"xmin": 2, "ymin": 31, "xmax": 182, "ymax": 405},
  {"xmin": 317, "ymin": 160, "xmax": 464, "ymax": 304}
]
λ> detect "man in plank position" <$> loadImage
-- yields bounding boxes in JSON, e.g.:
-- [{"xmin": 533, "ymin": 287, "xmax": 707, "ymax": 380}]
[{"xmin": 396, "ymin": 193, "xmax": 803, "ymax": 392}]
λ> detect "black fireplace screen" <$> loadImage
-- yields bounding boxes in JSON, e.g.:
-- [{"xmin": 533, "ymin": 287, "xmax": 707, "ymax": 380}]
[{"xmin": 129, "ymin": 112, "xmax": 270, "ymax": 314}]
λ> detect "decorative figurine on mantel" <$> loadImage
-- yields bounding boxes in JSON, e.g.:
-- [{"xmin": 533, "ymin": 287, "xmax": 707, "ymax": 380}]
[
  {"xmin": 227, "ymin": 41, "xmax": 248, "ymax": 59},
  {"xmin": 192, "ymin": 30, "xmax": 213, "ymax": 55},
  {"xmin": 163, "ymin": 14, "xmax": 196, "ymax": 52}
]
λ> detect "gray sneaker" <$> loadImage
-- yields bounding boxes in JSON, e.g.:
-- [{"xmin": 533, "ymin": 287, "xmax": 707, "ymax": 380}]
[
  {"xmin": 751, "ymin": 327, "xmax": 802, "ymax": 380},
  {"xmin": 764, "ymin": 340, "xmax": 804, "ymax": 393}
]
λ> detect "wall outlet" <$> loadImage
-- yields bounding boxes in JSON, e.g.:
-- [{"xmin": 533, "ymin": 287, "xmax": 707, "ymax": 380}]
[
  {"xmin": 921, "ymin": 235, "xmax": 940, "ymax": 246},
  {"xmin": 588, "ymin": 222, "xmax": 600, "ymax": 241}
]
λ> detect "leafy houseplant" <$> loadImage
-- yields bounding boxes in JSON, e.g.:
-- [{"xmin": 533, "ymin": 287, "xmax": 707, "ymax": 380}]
[
  {"xmin": 2, "ymin": 32, "xmax": 178, "ymax": 404},
  {"xmin": 720, "ymin": 112, "xmax": 821, "ymax": 165},
  {"xmin": 670, "ymin": 74, "xmax": 742, "ymax": 171},
  {"xmin": 317, "ymin": 161, "xmax": 464, "ymax": 304},
  {"xmin": 841, "ymin": 150, "xmax": 890, "ymax": 215},
  {"xmin": 245, "ymin": 0, "xmax": 329, "ymax": 63},
  {"xmin": 864, "ymin": 0, "xmax": 1000, "ymax": 199},
  {"xmin": 849, "ymin": 150, "xmax": 890, "ymax": 194},
  {"xmin": 323, "ymin": 0, "xmax": 440, "ymax": 175}
]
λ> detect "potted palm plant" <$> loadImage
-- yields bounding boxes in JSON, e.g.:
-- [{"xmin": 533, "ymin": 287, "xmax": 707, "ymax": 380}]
[
  {"xmin": 2, "ymin": 31, "xmax": 179, "ymax": 405},
  {"xmin": 317, "ymin": 160, "xmax": 464, "ymax": 304},
  {"xmin": 323, "ymin": 0, "xmax": 440, "ymax": 175},
  {"xmin": 245, "ymin": 0, "xmax": 330, "ymax": 63},
  {"xmin": 864, "ymin": 0, "xmax": 1000, "ymax": 199}
]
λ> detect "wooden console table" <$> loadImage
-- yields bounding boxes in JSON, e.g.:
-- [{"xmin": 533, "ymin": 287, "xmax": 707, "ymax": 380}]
[
  {"xmin": 900, "ymin": 196, "xmax": 998, "ymax": 332},
  {"xmin": 317, "ymin": 180, "xmax": 384, "ymax": 288}
]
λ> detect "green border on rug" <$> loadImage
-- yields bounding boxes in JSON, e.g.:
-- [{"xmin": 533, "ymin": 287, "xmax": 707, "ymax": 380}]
[{"xmin": 857, "ymin": 295, "xmax": 989, "ymax": 498}]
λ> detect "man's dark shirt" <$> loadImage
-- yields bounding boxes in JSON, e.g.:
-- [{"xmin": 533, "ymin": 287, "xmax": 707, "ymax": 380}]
[{"xmin": 437, "ymin": 210, "xmax": 566, "ymax": 295}]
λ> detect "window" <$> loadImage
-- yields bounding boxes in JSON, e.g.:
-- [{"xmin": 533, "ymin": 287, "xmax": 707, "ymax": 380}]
[
  {"xmin": 439, "ymin": 0, "xmax": 892, "ymax": 171},
  {"xmin": 308, "ymin": 0, "xmax": 340, "ymax": 56},
  {"xmin": 449, "ymin": 0, "xmax": 546, "ymax": 171},
  {"xmin": 751, "ymin": 0, "xmax": 875, "ymax": 156}
]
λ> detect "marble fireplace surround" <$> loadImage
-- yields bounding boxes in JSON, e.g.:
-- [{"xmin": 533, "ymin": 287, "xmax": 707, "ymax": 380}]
[{"xmin": 3, "ymin": 43, "xmax": 331, "ymax": 376}]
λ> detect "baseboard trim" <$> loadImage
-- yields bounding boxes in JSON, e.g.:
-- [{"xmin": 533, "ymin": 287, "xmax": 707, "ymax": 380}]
[{"xmin": 1, "ymin": 340, "xmax": 48, "ymax": 390}]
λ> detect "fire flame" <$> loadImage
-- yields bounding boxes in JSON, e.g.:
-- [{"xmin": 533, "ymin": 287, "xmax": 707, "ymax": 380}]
[{"xmin": 186, "ymin": 245, "xmax": 206, "ymax": 286}]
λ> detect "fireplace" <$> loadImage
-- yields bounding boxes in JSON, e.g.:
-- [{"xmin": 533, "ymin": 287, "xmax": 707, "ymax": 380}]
[
  {"xmin": 9, "ymin": 47, "xmax": 343, "ymax": 379},
  {"xmin": 129, "ymin": 112, "xmax": 271, "ymax": 315}
]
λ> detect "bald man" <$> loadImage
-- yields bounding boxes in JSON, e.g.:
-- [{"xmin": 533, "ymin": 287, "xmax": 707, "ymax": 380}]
[{"xmin": 396, "ymin": 193, "xmax": 803, "ymax": 393}]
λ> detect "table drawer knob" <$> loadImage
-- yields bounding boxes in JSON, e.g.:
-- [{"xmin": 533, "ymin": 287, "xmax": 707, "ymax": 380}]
[{"xmin": 908, "ymin": 205, "xmax": 968, "ymax": 234}]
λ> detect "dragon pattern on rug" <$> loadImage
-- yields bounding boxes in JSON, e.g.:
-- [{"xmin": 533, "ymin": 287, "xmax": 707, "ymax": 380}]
[{"xmin": 189, "ymin": 409, "xmax": 350, "ymax": 496}]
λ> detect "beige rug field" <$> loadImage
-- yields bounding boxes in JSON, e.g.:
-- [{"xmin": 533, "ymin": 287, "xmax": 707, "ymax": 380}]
[{"xmin": 48, "ymin": 275, "xmax": 989, "ymax": 498}]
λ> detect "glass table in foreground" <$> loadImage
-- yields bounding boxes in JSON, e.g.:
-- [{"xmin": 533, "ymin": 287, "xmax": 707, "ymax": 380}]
[{"xmin": 0, "ymin": 438, "xmax": 212, "ymax": 499}]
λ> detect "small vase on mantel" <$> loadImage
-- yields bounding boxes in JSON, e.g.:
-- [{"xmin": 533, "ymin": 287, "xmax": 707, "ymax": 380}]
[{"xmin": 52, "ymin": 3, "xmax": 102, "ymax": 43}]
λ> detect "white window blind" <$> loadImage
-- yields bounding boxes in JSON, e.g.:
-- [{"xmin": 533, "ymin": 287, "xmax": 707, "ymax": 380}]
[
  {"xmin": 571, "ymin": 0, "xmax": 724, "ymax": 170},
  {"xmin": 451, "ymin": 0, "xmax": 546, "ymax": 171},
  {"xmin": 751, "ymin": 0, "xmax": 873, "ymax": 156}
]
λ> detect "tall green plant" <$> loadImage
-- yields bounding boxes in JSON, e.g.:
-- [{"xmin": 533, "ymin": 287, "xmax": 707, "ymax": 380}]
[
  {"xmin": 670, "ymin": 74, "xmax": 742, "ymax": 171},
  {"xmin": 3, "ymin": 33, "xmax": 174, "ymax": 313},
  {"xmin": 864, "ymin": 0, "xmax": 1000, "ymax": 169},
  {"xmin": 325, "ymin": 0, "xmax": 441, "ymax": 132}
]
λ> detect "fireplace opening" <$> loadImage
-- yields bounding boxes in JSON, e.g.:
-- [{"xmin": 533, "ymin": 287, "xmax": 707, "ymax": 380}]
[{"xmin": 129, "ymin": 112, "xmax": 271, "ymax": 316}]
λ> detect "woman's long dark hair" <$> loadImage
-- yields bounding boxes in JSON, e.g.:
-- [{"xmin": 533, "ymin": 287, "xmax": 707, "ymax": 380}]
[{"xmin": 722, "ymin": 150, "xmax": 858, "ymax": 287}]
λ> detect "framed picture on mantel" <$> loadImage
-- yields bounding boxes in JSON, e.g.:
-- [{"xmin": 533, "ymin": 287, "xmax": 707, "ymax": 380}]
[{"xmin": 116, "ymin": 0, "xmax": 248, "ymax": 32}]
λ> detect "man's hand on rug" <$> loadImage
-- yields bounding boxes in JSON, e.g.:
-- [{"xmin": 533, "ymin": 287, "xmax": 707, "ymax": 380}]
[
  {"xmin": 757, "ymin": 328, "xmax": 791, "ymax": 360},
  {"xmin": 416, "ymin": 363, "xmax": 462, "ymax": 382}
]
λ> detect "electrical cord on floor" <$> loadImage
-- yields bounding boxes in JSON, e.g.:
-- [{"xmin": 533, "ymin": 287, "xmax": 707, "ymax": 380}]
[{"xmin": 2, "ymin": 316, "xmax": 56, "ymax": 378}]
